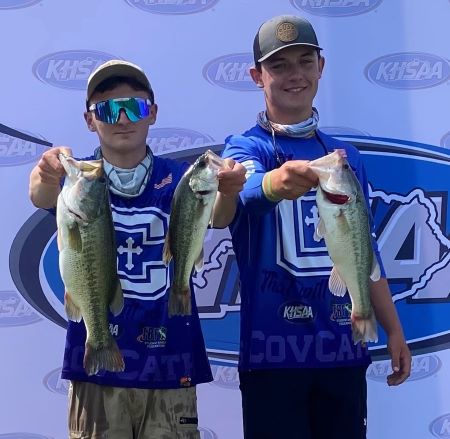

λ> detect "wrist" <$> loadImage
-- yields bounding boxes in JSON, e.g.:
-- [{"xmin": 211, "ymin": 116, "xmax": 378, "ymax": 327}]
[{"xmin": 262, "ymin": 171, "xmax": 282, "ymax": 202}]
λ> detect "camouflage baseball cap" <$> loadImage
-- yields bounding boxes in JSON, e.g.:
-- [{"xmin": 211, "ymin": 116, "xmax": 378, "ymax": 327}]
[{"xmin": 253, "ymin": 15, "xmax": 322, "ymax": 64}]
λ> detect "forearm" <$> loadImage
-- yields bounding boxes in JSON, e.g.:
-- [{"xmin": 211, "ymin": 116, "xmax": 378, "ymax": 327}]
[
  {"xmin": 211, "ymin": 192, "xmax": 239, "ymax": 228},
  {"xmin": 29, "ymin": 166, "xmax": 60, "ymax": 209},
  {"xmin": 370, "ymin": 278, "xmax": 404, "ymax": 337}
]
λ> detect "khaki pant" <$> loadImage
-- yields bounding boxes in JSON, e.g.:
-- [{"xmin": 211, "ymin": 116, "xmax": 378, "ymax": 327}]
[{"xmin": 68, "ymin": 381, "xmax": 200, "ymax": 439}]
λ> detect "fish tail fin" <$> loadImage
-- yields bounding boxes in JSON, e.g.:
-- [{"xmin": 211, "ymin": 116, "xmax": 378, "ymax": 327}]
[
  {"xmin": 83, "ymin": 336, "xmax": 125, "ymax": 376},
  {"xmin": 351, "ymin": 311, "xmax": 378, "ymax": 345},
  {"xmin": 168, "ymin": 287, "xmax": 192, "ymax": 317}
]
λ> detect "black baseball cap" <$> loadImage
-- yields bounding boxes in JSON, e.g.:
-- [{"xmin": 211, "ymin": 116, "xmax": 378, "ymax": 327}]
[{"xmin": 253, "ymin": 15, "xmax": 322, "ymax": 64}]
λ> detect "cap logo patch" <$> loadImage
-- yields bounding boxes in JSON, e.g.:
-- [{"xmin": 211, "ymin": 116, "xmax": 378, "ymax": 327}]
[{"xmin": 276, "ymin": 22, "xmax": 298, "ymax": 43}]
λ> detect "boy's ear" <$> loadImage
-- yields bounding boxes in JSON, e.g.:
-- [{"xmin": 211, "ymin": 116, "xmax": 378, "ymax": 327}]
[
  {"xmin": 250, "ymin": 67, "xmax": 264, "ymax": 88},
  {"xmin": 84, "ymin": 112, "xmax": 96, "ymax": 132}
]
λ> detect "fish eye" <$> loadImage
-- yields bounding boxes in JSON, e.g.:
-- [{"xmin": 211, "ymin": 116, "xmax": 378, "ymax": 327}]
[
  {"xmin": 197, "ymin": 160, "xmax": 206, "ymax": 168},
  {"xmin": 343, "ymin": 164, "xmax": 349, "ymax": 169}
]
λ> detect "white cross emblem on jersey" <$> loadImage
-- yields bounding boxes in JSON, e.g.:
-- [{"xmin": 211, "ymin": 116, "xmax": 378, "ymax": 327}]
[{"xmin": 118, "ymin": 237, "xmax": 143, "ymax": 270}]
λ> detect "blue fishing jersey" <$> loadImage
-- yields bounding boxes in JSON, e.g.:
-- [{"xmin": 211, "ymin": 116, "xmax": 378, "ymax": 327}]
[
  {"xmin": 222, "ymin": 125, "xmax": 385, "ymax": 371},
  {"xmin": 61, "ymin": 154, "xmax": 213, "ymax": 389}
]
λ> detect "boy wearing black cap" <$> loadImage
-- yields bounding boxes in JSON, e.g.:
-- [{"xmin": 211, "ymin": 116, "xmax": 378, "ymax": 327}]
[
  {"xmin": 29, "ymin": 59, "xmax": 246, "ymax": 438},
  {"xmin": 222, "ymin": 15, "xmax": 411, "ymax": 439}
]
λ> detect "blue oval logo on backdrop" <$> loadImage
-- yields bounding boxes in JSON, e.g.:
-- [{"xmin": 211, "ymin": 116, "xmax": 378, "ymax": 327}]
[
  {"xmin": 33, "ymin": 50, "xmax": 118, "ymax": 90},
  {"xmin": 210, "ymin": 364, "xmax": 239, "ymax": 390},
  {"xmin": 0, "ymin": 291, "xmax": 42, "ymax": 327},
  {"xmin": 43, "ymin": 367, "xmax": 69, "ymax": 395},
  {"xmin": 365, "ymin": 52, "xmax": 450, "ymax": 89},
  {"xmin": 0, "ymin": 0, "xmax": 42, "ymax": 9},
  {"xmin": 148, "ymin": 128, "xmax": 215, "ymax": 155},
  {"xmin": 124, "ymin": 0, "xmax": 219, "ymax": 15},
  {"xmin": 10, "ymin": 137, "xmax": 450, "ymax": 364},
  {"xmin": 0, "ymin": 128, "xmax": 49, "ymax": 167},
  {"xmin": 430, "ymin": 414, "xmax": 450, "ymax": 438},
  {"xmin": 199, "ymin": 427, "xmax": 218, "ymax": 439},
  {"xmin": 367, "ymin": 354, "xmax": 441, "ymax": 382},
  {"xmin": 291, "ymin": 0, "xmax": 382, "ymax": 17},
  {"xmin": 203, "ymin": 53, "xmax": 257, "ymax": 91}
]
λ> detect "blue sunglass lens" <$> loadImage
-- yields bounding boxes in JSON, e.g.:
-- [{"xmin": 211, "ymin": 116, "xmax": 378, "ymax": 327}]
[{"xmin": 94, "ymin": 98, "xmax": 150, "ymax": 124}]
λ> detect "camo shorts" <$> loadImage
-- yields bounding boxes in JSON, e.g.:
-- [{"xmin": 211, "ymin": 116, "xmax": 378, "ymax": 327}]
[{"xmin": 68, "ymin": 381, "xmax": 200, "ymax": 439}]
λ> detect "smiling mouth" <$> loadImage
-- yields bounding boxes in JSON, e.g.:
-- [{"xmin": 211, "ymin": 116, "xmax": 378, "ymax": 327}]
[{"xmin": 285, "ymin": 86, "xmax": 306, "ymax": 92}]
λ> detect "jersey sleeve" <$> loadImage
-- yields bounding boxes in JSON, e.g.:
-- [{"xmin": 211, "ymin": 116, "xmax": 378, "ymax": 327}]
[{"xmin": 222, "ymin": 134, "xmax": 279, "ymax": 215}]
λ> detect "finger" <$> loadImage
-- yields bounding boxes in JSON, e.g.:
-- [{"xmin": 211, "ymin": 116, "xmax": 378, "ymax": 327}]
[
  {"xmin": 58, "ymin": 146, "xmax": 73, "ymax": 157},
  {"xmin": 387, "ymin": 370, "xmax": 408, "ymax": 386},
  {"xmin": 222, "ymin": 158, "xmax": 235, "ymax": 170},
  {"xmin": 390, "ymin": 350, "xmax": 400, "ymax": 374}
]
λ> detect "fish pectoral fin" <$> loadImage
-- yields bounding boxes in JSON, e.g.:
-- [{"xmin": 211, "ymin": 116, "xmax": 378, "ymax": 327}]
[
  {"xmin": 109, "ymin": 279, "xmax": 124, "ymax": 316},
  {"xmin": 313, "ymin": 218, "xmax": 326, "ymax": 242},
  {"xmin": 162, "ymin": 233, "xmax": 172, "ymax": 266},
  {"xmin": 67, "ymin": 224, "xmax": 82, "ymax": 251},
  {"xmin": 194, "ymin": 248, "xmax": 204, "ymax": 272},
  {"xmin": 328, "ymin": 267, "xmax": 348, "ymax": 297},
  {"xmin": 370, "ymin": 255, "xmax": 381, "ymax": 282},
  {"xmin": 64, "ymin": 292, "xmax": 82, "ymax": 322}
]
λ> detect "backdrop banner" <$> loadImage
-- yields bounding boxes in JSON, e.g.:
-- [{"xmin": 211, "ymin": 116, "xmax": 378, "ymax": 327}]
[{"xmin": 3, "ymin": 1, "xmax": 450, "ymax": 438}]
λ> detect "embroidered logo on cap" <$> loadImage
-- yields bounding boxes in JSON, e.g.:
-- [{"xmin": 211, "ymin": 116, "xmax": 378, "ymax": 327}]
[{"xmin": 276, "ymin": 22, "xmax": 298, "ymax": 42}]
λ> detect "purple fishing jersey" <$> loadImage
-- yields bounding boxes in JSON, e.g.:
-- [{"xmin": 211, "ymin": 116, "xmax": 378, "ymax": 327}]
[
  {"xmin": 222, "ymin": 125, "xmax": 385, "ymax": 371},
  {"xmin": 61, "ymin": 153, "xmax": 213, "ymax": 389}
]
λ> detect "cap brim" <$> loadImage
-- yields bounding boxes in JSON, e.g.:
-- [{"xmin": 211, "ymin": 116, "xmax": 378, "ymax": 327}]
[{"xmin": 258, "ymin": 42, "xmax": 323, "ymax": 63}]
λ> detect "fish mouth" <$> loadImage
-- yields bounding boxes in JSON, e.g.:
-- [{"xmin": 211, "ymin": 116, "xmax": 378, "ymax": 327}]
[
  {"xmin": 196, "ymin": 190, "xmax": 213, "ymax": 196},
  {"xmin": 322, "ymin": 189, "xmax": 349, "ymax": 205},
  {"xmin": 68, "ymin": 207, "xmax": 88, "ymax": 223}
]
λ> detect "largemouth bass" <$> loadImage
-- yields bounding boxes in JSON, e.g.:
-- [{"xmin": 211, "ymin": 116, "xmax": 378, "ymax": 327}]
[
  {"xmin": 163, "ymin": 150, "xmax": 224, "ymax": 316},
  {"xmin": 309, "ymin": 149, "xmax": 380, "ymax": 344},
  {"xmin": 57, "ymin": 154, "xmax": 125, "ymax": 375}
]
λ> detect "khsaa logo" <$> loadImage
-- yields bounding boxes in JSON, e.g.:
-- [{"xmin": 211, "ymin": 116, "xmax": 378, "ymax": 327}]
[
  {"xmin": 124, "ymin": 0, "xmax": 219, "ymax": 14},
  {"xmin": 367, "ymin": 354, "xmax": 441, "ymax": 382},
  {"xmin": 0, "ymin": 128, "xmax": 50, "ymax": 167},
  {"xmin": 290, "ymin": 0, "xmax": 382, "ymax": 16},
  {"xmin": 0, "ymin": 0, "xmax": 42, "ymax": 9},
  {"xmin": 148, "ymin": 128, "xmax": 215, "ymax": 155},
  {"xmin": 199, "ymin": 427, "xmax": 218, "ymax": 439},
  {"xmin": 43, "ymin": 367, "xmax": 69, "ymax": 395},
  {"xmin": 203, "ymin": 53, "xmax": 257, "ymax": 91},
  {"xmin": 0, "ymin": 291, "xmax": 42, "ymax": 327},
  {"xmin": 279, "ymin": 301, "xmax": 314, "ymax": 324},
  {"xmin": 210, "ymin": 364, "xmax": 239, "ymax": 389},
  {"xmin": 365, "ymin": 52, "xmax": 450, "ymax": 89},
  {"xmin": 430, "ymin": 414, "xmax": 450, "ymax": 438},
  {"xmin": 33, "ymin": 50, "xmax": 118, "ymax": 90}
]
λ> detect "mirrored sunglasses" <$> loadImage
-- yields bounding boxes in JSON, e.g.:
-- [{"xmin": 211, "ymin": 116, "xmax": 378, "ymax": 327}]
[{"xmin": 88, "ymin": 97, "xmax": 152, "ymax": 124}]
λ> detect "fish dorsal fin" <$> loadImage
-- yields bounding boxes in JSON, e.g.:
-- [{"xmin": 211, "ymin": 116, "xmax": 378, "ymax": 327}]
[
  {"xmin": 109, "ymin": 279, "xmax": 124, "ymax": 316},
  {"xmin": 68, "ymin": 224, "xmax": 82, "ymax": 251},
  {"xmin": 328, "ymin": 266, "xmax": 348, "ymax": 297},
  {"xmin": 314, "ymin": 218, "xmax": 326, "ymax": 242},
  {"xmin": 370, "ymin": 254, "xmax": 381, "ymax": 282},
  {"xmin": 64, "ymin": 292, "xmax": 82, "ymax": 322},
  {"xmin": 162, "ymin": 232, "xmax": 172, "ymax": 266},
  {"xmin": 194, "ymin": 248, "xmax": 204, "ymax": 272}
]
